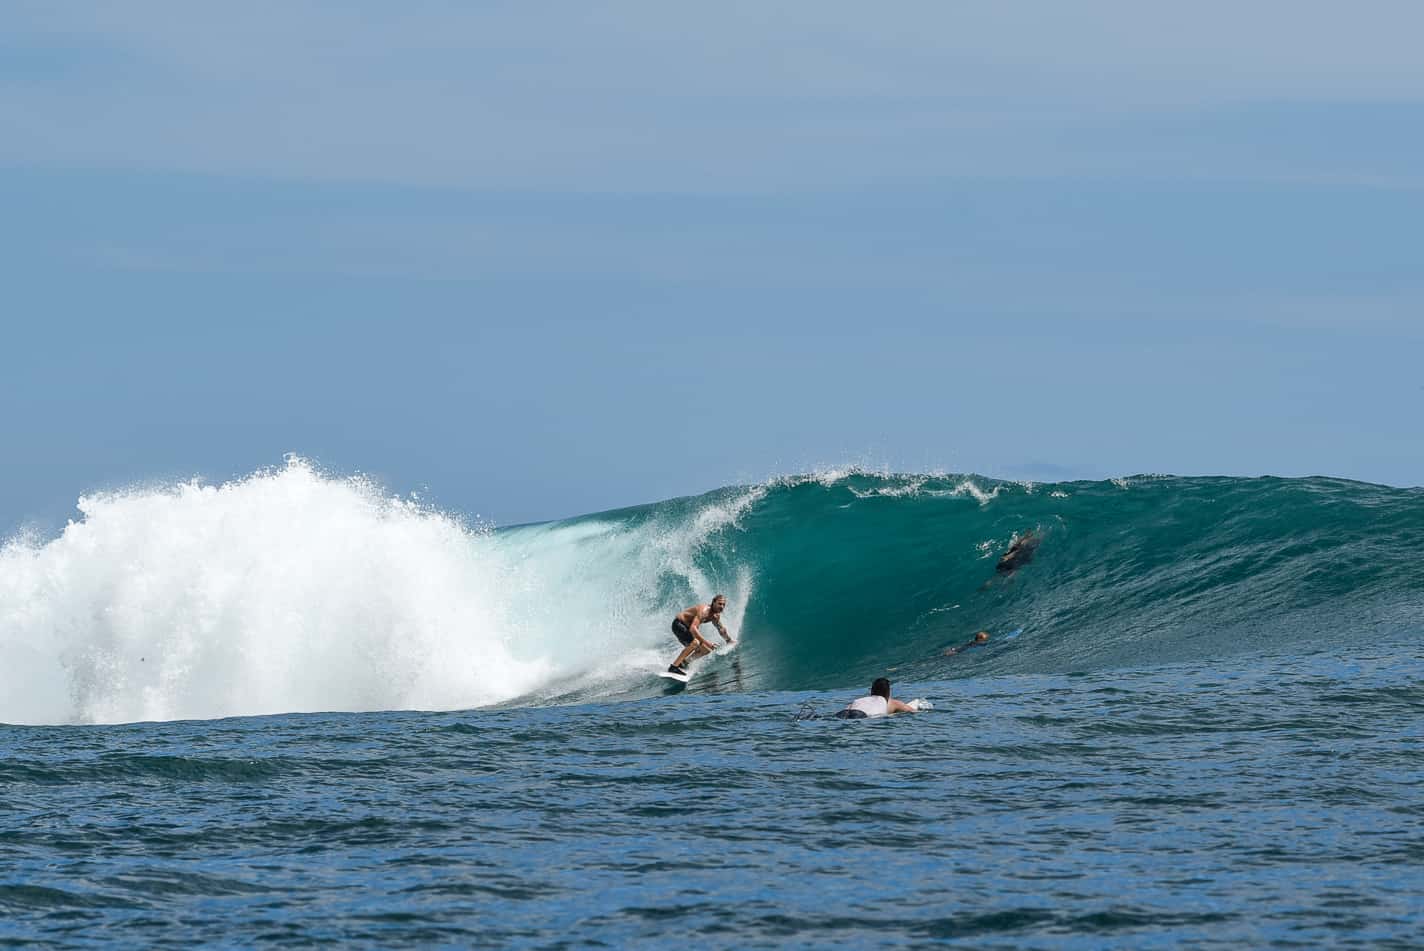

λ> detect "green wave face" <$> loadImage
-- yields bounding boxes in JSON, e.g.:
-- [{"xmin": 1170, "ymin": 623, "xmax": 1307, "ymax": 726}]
[{"xmin": 550, "ymin": 473, "xmax": 1424, "ymax": 695}]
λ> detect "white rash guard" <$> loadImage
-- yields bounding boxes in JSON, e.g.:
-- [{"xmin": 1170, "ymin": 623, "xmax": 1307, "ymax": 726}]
[{"xmin": 845, "ymin": 695, "xmax": 890, "ymax": 718}]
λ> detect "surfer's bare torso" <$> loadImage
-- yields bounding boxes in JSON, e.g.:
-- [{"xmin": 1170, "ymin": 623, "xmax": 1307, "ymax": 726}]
[{"xmin": 676, "ymin": 603, "xmax": 728, "ymax": 641}]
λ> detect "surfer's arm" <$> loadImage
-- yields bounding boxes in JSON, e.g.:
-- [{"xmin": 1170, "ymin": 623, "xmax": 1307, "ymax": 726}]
[
  {"xmin": 687, "ymin": 620, "xmax": 716, "ymax": 650},
  {"xmin": 712, "ymin": 618, "xmax": 733, "ymax": 643},
  {"xmin": 887, "ymin": 699, "xmax": 918, "ymax": 714}
]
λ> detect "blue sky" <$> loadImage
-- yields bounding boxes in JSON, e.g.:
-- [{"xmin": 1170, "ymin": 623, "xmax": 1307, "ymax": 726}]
[{"xmin": 4, "ymin": 2, "xmax": 1422, "ymax": 529}]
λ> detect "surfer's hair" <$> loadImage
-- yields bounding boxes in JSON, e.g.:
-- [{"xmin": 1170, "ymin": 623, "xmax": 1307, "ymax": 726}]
[
  {"xmin": 712, "ymin": 594, "xmax": 726, "ymax": 605},
  {"xmin": 871, "ymin": 678, "xmax": 891, "ymax": 699}
]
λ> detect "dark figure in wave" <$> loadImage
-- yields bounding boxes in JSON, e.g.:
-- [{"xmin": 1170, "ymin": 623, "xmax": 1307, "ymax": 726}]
[{"xmin": 980, "ymin": 530, "xmax": 1041, "ymax": 590}]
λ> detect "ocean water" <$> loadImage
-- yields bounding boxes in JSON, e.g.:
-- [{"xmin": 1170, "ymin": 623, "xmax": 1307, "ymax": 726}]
[{"xmin": 3, "ymin": 462, "xmax": 1422, "ymax": 947}]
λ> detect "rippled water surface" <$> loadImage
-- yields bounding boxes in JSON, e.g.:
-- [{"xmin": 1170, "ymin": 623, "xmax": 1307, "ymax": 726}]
[{"xmin": 4, "ymin": 644, "xmax": 1422, "ymax": 948}]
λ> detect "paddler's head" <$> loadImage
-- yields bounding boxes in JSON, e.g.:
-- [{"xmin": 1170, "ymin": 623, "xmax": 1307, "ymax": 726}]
[
  {"xmin": 871, "ymin": 677, "xmax": 891, "ymax": 699},
  {"xmin": 975, "ymin": 631, "xmax": 989, "ymax": 643}
]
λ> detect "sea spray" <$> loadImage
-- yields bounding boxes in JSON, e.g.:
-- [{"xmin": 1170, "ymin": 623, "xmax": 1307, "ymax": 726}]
[{"xmin": 0, "ymin": 459, "xmax": 750, "ymax": 724}]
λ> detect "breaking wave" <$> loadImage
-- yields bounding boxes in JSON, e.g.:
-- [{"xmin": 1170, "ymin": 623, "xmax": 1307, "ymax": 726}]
[{"xmin": 2, "ymin": 459, "xmax": 1420, "ymax": 724}]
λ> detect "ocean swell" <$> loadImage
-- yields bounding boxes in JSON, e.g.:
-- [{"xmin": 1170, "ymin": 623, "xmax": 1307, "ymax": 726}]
[{"xmin": 2, "ymin": 460, "xmax": 1421, "ymax": 724}]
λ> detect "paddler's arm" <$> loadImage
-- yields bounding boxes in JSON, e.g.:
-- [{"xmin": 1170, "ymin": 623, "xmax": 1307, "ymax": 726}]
[{"xmin": 887, "ymin": 699, "xmax": 919, "ymax": 714}]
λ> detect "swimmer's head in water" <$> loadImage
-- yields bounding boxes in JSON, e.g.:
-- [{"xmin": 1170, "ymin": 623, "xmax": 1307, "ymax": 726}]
[
  {"xmin": 975, "ymin": 631, "xmax": 990, "ymax": 643},
  {"xmin": 871, "ymin": 677, "xmax": 891, "ymax": 699}
]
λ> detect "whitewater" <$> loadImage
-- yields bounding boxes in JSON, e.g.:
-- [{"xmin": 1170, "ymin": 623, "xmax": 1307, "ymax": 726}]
[
  {"xmin": 0, "ymin": 458, "xmax": 754, "ymax": 724},
  {"xmin": 2, "ymin": 457, "xmax": 1421, "ymax": 726}
]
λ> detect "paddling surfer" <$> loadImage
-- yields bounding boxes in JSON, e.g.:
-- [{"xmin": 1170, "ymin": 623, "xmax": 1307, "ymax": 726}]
[
  {"xmin": 668, "ymin": 595, "xmax": 734, "ymax": 677},
  {"xmin": 942, "ymin": 631, "xmax": 990, "ymax": 656},
  {"xmin": 835, "ymin": 677, "xmax": 922, "ymax": 719}
]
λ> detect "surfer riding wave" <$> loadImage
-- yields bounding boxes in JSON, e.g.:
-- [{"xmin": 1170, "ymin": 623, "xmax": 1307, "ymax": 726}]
[{"xmin": 668, "ymin": 595, "xmax": 735, "ymax": 677}]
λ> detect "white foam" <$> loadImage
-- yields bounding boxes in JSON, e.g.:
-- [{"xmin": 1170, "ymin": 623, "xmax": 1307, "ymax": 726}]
[
  {"xmin": 949, "ymin": 478, "xmax": 1002, "ymax": 505},
  {"xmin": 0, "ymin": 459, "xmax": 752, "ymax": 725},
  {"xmin": 846, "ymin": 475, "xmax": 929, "ymax": 499}
]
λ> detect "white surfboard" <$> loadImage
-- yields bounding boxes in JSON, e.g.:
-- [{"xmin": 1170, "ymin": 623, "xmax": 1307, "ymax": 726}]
[{"xmin": 657, "ymin": 669, "xmax": 690, "ymax": 684}]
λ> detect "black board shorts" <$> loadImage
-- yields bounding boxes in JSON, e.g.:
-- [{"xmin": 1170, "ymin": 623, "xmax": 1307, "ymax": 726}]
[
  {"xmin": 672, "ymin": 619, "xmax": 694, "ymax": 646},
  {"xmin": 834, "ymin": 709, "xmax": 869, "ymax": 720}
]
